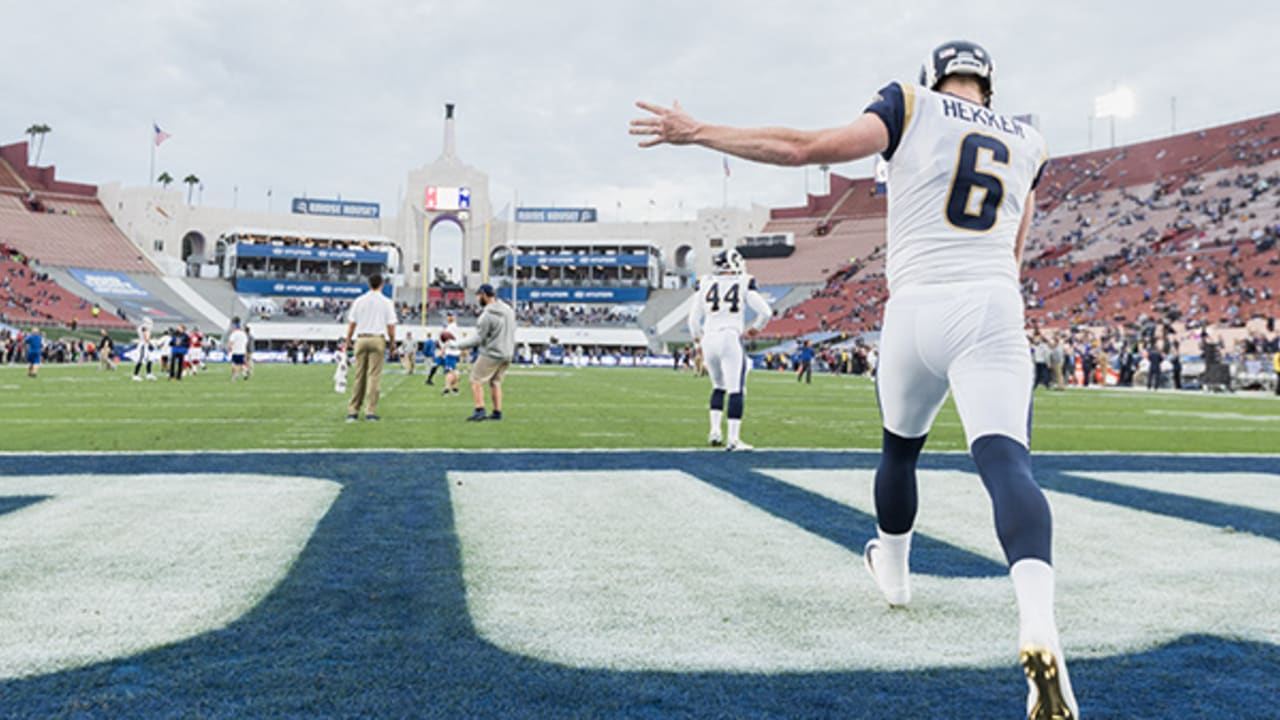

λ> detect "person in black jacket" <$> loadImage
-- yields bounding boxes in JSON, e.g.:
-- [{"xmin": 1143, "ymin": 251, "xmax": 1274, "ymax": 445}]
[{"xmin": 169, "ymin": 325, "xmax": 190, "ymax": 381}]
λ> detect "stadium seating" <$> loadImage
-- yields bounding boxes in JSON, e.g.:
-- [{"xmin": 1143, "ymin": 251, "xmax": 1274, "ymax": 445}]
[
  {"xmin": 1, "ymin": 249, "xmax": 132, "ymax": 329},
  {"xmin": 0, "ymin": 142, "xmax": 155, "ymax": 274},
  {"xmin": 759, "ymin": 112, "xmax": 1280, "ymax": 338}
]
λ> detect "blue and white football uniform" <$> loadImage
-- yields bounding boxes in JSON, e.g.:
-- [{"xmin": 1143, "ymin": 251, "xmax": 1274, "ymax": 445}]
[
  {"xmin": 688, "ymin": 272, "xmax": 770, "ymax": 395},
  {"xmin": 866, "ymin": 82, "xmax": 1048, "ymax": 447}
]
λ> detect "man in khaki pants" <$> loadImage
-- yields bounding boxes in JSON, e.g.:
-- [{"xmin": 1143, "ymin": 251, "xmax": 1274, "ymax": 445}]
[
  {"xmin": 343, "ymin": 274, "xmax": 398, "ymax": 421},
  {"xmin": 400, "ymin": 332, "xmax": 417, "ymax": 375},
  {"xmin": 455, "ymin": 284, "xmax": 516, "ymax": 421}
]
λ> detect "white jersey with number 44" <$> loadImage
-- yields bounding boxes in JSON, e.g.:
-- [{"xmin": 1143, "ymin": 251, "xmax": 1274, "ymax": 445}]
[{"xmin": 688, "ymin": 273, "xmax": 771, "ymax": 338}]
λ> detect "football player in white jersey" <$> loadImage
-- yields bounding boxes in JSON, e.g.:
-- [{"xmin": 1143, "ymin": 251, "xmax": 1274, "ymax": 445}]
[
  {"xmin": 687, "ymin": 248, "xmax": 772, "ymax": 450},
  {"xmin": 131, "ymin": 317, "xmax": 156, "ymax": 381},
  {"xmin": 441, "ymin": 313, "xmax": 462, "ymax": 396},
  {"xmin": 633, "ymin": 40, "xmax": 1077, "ymax": 719}
]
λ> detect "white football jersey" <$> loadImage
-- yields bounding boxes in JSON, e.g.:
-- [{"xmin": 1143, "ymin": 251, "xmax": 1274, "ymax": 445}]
[
  {"xmin": 688, "ymin": 272, "xmax": 772, "ymax": 338},
  {"xmin": 865, "ymin": 82, "xmax": 1048, "ymax": 295},
  {"xmin": 443, "ymin": 322, "xmax": 460, "ymax": 356}
]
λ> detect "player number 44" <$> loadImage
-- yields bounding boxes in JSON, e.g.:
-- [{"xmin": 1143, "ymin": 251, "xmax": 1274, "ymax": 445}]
[{"xmin": 705, "ymin": 282, "xmax": 741, "ymax": 313}]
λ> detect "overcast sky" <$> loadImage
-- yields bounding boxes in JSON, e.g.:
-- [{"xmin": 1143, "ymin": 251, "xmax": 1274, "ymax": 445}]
[{"xmin": 3, "ymin": 0, "xmax": 1277, "ymax": 221}]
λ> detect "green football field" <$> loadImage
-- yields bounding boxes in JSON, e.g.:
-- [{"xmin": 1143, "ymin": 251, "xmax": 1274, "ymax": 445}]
[{"xmin": 2, "ymin": 362, "xmax": 1277, "ymax": 453}]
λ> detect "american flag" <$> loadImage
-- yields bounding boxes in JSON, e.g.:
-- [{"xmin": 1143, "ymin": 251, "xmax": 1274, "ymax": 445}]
[
  {"xmin": 723, "ymin": 155, "xmax": 731, "ymax": 178},
  {"xmin": 153, "ymin": 123, "xmax": 172, "ymax": 147}
]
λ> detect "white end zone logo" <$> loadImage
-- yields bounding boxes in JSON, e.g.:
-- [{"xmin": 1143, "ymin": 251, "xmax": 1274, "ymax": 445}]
[
  {"xmin": 0, "ymin": 474, "xmax": 338, "ymax": 680},
  {"xmin": 450, "ymin": 469, "xmax": 1279, "ymax": 672}
]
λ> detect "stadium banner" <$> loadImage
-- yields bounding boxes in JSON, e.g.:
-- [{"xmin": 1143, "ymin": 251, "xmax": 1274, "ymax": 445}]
[
  {"xmin": 235, "ymin": 278, "xmax": 392, "ymax": 299},
  {"xmin": 66, "ymin": 268, "xmax": 151, "ymax": 298},
  {"xmin": 508, "ymin": 253, "xmax": 649, "ymax": 268},
  {"xmin": 234, "ymin": 244, "xmax": 389, "ymax": 264},
  {"xmin": 496, "ymin": 286, "xmax": 648, "ymax": 303},
  {"xmin": 514, "ymin": 207, "xmax": 598, "ymax": 223},
  {"xmin": 114, "ymin": 299, "xmax": 186, "ymax": 321},
  {"xmin": 290, "ymin": 197, "xmax": 381, "ymax": 219}
]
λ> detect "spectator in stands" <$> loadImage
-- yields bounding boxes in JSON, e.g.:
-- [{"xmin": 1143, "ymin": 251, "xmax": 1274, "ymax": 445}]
[{"xmin": 343, "ymin": 274, "xmax": 398, "ymax": 422}]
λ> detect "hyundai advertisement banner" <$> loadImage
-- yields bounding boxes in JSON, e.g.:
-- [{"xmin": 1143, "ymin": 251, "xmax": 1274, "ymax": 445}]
[
  {"xmin": 234, "ymin": 244, "xmax": 389, "ymax": 264},
  {"xmin": 508, "ymin": 254, "xmax": 649, "ymax": 267},
  {"xmin": 496, "ymin": 287, "xmax": 648, "ymax": 303},
  {"xmin": 235, "ymin": 278, "xmax": 392, "ymax": 298}
]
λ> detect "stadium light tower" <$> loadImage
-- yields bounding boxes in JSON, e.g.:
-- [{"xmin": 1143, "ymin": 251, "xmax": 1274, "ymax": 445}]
[{"xmin": 1094, "ymin": 86, "xmax": 1136, "ymax": 148}]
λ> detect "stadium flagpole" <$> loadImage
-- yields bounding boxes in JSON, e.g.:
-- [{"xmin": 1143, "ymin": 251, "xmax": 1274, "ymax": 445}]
[
  {"xmin": 722, "ymin": 154, "xmax": 729, "ymax": 208},
  {"xmin": 511, "ymin": 191, "xmax": 519, "ymax": 307},
  {"xmin": 427, "ymin": 204, "xmax": 437, "ymax": 333}
]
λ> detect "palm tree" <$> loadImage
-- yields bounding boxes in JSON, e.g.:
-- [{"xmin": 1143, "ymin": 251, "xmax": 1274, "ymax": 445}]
[
  {"xmin": 24, "ymin": 124, "xmax": 51, "ymax": 164},
  {"xmin": 183, "ymin": 174, "xmax": 200, "ymax": 205},
  {"xmin": 157, "ymin": 171, "xmax": 174, "ymax": 189},
  {"xmin": 31, "ymin": 124, "xmax": 51, "ymax": 165}
]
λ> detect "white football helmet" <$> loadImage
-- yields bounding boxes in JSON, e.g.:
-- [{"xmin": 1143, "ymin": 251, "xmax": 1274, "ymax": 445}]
[
  {"xmin": 713, "ymin": 248, "xmax": 747, "ymax": 274},
  {"xmin": 920, "ymin": 40, "xmax": 995, "ymax": 107}
]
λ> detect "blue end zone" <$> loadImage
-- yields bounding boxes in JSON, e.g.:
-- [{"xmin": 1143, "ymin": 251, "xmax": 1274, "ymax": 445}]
[{"xmin": 0, "ymin": 451, "xmax": 1275, "ymax": 719}]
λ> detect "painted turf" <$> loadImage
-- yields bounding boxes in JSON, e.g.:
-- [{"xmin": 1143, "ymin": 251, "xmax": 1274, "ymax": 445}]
[{"xmin": 0, "ymin": 451, "xmax": 1275, "ymax": 719}]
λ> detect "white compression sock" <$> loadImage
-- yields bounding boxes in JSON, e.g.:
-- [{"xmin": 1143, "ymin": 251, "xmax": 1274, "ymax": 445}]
[
  {"xmin": 1010, "ymin": 558, "xmax": 1058, "ymax": 648},
  {"xmin": 876, "ymin": 528, "xmax": 912, "ymax": 583},
  {"xmin": 710, "ymin": 410, "xmax": 723, "ymax": 435},
  {"xmin": 1011, "ymin": 558, "xmax": 1077, "ymax": 716},
  {"xmin": 727, "ymin": 419, "xmax": 741, "ymax": 444}
]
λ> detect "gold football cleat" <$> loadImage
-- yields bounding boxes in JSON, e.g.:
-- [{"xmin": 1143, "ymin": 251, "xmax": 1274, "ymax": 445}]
[{"xmin": 1021, "ymin": 645, "xmax": 1076, "ymax": 720}]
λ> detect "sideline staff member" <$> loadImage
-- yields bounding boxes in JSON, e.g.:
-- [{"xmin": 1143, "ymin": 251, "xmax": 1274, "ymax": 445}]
[
  {"xmin": 344, "ymin": 273, "xmax": 398, "ymax": 421},
  {"xmin": 455, "ymin": 284, "xmax": 516, "ymax": 421}
]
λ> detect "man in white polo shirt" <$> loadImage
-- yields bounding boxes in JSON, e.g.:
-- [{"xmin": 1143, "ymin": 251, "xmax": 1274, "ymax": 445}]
[{"xmin": 343, "ymin": 273, "xmax": 398, "ymax": 421}]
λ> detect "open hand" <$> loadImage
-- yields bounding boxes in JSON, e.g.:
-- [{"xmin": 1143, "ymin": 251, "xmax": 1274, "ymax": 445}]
[{"xmin": 630, "ymin": 100, "xmax": 699, "ymax": 148}]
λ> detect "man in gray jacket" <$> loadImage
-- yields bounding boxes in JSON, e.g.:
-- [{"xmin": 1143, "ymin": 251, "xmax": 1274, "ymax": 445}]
[{"xmin": 455, "ymin": 284, "xmax": 516, "ymax": 421}]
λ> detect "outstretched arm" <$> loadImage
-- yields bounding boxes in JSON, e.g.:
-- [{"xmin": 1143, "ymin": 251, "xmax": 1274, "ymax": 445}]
[{"xmin": 630, "ymin": 100, "xmax": 889, "ymax": 167}]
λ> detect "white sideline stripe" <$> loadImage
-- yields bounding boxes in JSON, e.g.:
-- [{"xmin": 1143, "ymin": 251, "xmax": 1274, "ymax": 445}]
[
  {"xmin": 1146, "ymin": 409, "xmax": 1280, "ymax": 422},
  {"xmin": 0, "ymin": 448, "xmax": 1278, "ymax": 457},
  {"xmin": 0, "ymin": 417, "xmax": 1275, "ymax": 435}
]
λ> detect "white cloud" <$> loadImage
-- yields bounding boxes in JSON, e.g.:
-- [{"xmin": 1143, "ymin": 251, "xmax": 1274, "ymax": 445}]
[{"xmin": 2, "ymin": 1, "xmax": 1276, "ymax": 219}]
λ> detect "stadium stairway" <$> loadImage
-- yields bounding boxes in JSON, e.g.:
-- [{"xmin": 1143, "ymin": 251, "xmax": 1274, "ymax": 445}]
[
  {"xmin": 161, "ymin": 277, "xmax": 232, "ymax": 329},
  {"xmin": 639, "ymin": 288, "xmax": 696, "ymax": 346}
]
